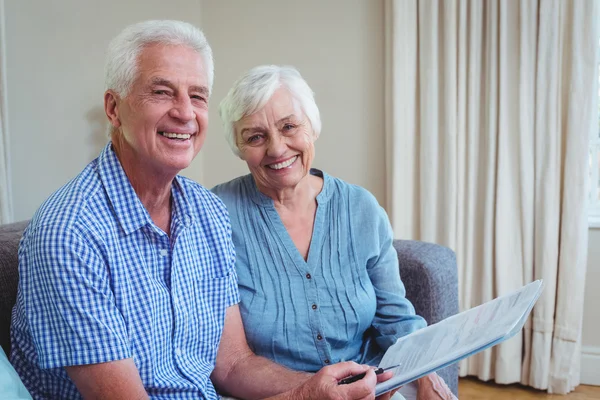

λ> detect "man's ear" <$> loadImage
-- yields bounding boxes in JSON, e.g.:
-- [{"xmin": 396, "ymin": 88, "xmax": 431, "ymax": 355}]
[{"xmin": 104, "ymin": 90, "xmax": 121, "ymax": 129}]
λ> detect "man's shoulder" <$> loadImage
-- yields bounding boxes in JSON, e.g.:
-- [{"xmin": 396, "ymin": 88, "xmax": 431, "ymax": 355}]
[
  {"xmin": 28, "ymin": 160, "xmax": 106, "ymax": 238},
  {"xmin": 176, "ymin": 175, "xmax": 230, "ymax": 217},
  {"xmin": 177, "ymin": 175, "xmax": 223, "ymax": 203}
]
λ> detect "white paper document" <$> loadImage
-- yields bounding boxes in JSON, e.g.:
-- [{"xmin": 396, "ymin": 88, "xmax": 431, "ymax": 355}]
[{"xmin": 375, "ymin": 280, "xmax": 544, "ymax": 396}]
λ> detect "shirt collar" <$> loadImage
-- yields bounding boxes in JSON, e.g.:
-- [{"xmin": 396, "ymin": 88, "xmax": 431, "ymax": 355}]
[
  {"xmin": 170, "ymin": 176, "xmax": 195, "ymax": 228},
  {"xmin": 97, "ymin": 143, "xmax": 153, "ymax": 235}
]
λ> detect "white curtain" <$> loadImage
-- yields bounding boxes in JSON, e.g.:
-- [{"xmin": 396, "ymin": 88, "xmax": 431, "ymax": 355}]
[
  {"xmin": 0, "ymin": 0, "xmax": 12, "ymax": 224},
  {"xmin": 385, "ymin": 0, "xmax": 599, "ymax": 394}
]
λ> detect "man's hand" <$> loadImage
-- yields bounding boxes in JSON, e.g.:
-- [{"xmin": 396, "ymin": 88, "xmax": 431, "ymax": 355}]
[
  {"xmin": 417, "ymin": 373, "xmax": 457, "ymax": 400},
  {"xmin": 289, "ymin": 362, "xmax": 379, "ymax": 400}
]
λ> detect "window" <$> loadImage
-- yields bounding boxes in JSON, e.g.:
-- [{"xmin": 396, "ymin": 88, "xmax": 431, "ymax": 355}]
[{"xmin": 590, "ymin": 49, "xmax": 600, "ymax": 228}]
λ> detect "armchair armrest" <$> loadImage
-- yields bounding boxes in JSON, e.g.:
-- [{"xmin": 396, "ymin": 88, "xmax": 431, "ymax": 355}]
[{"xmin": 392, "ymin": 239, "xmax": 459, "ymax": 395}]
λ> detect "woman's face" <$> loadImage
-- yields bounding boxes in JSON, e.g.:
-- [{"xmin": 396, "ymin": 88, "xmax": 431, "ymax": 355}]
[{"xmin": 235, "ymin": 87, "xmax": 316, "ymax": 193}]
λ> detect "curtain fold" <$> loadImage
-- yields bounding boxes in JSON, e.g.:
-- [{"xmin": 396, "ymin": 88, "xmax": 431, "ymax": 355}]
[
  {"xmin": 385, "ymin": 0, "xmax": 599, "ymax": 393},
  {"xmin": 0, "ymin": 0, "xmax": 12, "ymax": 224}
]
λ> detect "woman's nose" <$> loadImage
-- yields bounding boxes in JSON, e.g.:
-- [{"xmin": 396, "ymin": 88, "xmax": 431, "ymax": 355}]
[{"xmin": 266, "ymin": 134, "xmax": 286, "ymax": 157}]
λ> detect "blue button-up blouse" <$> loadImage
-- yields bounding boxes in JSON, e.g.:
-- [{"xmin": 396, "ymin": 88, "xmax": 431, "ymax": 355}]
[{"xmin": 212, "ymin": 169, "xmax": 426, "ymax": 371}]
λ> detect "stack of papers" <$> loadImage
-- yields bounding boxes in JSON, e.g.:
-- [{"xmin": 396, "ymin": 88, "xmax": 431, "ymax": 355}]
[{"xmin": 375, "ymin": 280, "xmax": 544, "ymax": 396}]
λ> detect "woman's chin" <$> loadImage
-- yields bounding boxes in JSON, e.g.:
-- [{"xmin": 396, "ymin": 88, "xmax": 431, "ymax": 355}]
[{"xmin": 260, "ymin": 170, "xmax": 304, "ymax": 190}]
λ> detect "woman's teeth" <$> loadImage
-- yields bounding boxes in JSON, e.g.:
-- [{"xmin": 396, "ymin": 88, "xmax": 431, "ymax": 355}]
[
  {"xmin": 160, "ymin": 132, "xmax": 191, "ymax": 140},
  {"xmin": 268, "ymin": 156, "xmax": 297, "ymax": 170}
]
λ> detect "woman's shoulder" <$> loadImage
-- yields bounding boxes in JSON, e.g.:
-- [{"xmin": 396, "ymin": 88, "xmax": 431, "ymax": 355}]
[
  {"xmin": 211, "ymin": 174, "xmax": 254, "ymax": 205},
  {"xmin": 324, "ymin": 172, "xmax": 381, "ymax": 209}
]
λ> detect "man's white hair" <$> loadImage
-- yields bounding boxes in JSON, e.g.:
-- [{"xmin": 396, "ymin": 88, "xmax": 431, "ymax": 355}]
[
  {"xmin": 105, "ymin": 20, "xmax": 214, "ymax": 97},
  {"xmin": 219, "ymin": 65, "xmax": 321, "ymax": 158}
]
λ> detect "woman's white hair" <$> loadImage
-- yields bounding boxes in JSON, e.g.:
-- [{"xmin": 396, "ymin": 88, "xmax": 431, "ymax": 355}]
[
  {"xmin": 219, "ymin": 65, "xmax": 321, "ymax": 157},
  {"xmin": 105, "ymin": 20, "xmax": 214, "ymax": 97}
]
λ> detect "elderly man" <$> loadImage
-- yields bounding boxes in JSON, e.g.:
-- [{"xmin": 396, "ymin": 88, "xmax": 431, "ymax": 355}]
[{"xmin": 10, "ymin": 20, "xmax": 387, "ymax": 399}]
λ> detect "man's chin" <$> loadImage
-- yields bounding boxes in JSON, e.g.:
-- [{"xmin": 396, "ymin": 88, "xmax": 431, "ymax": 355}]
[{"xmin": 155, "ymin": 156, "xmax": 195, "ymax": 177}]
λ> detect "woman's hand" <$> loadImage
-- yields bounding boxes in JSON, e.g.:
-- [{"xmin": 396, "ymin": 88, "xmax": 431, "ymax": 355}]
[
  {"xmin": 417, "ymin": 373, "xmax": 457, "ymax": 400},
  {"xmin": 373, "ymin": 369, "xmax": 399, "ymax": 400},
  {"xmin": 291, "ymin": 362, "xmax": 378, "ymax": 400}
]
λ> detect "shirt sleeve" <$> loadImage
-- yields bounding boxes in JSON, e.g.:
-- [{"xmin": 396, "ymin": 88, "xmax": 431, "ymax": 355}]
[
  {"xmin": 365, "ymin": 203, "xmax": 427, "ymax": 352},
  {"xmin": 224, "ymin": 233, "xmax": 241, "ymax": 308},
  {"xmin": 20, "ymin": 224, "xmax": 130, "ymax": 369}
]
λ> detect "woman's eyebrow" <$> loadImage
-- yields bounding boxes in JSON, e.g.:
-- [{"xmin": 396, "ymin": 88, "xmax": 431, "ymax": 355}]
[
  {"xmin": 277, "ymin": 114, "xmax": 297, "ymax": 123},
  {"xmin": 240, "ymin": 126, "xmax": 265, "ymax": 136}
]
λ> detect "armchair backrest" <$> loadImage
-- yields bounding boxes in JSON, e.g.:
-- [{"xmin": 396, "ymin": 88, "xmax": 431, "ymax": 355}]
[{"xmin": 0, "ymin": 221, "xmax": 28, "ymax": 355}]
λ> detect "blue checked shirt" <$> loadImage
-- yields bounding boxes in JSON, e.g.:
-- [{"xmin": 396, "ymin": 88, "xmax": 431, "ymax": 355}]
[{"xmin": 10, "ymin": 143, "xmax": 239, "ymax": 399}]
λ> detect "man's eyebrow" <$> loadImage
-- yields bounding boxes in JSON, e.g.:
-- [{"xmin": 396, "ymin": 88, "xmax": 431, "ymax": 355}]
[
  {"xmin": 190, "ymin": 85, "xmax": 209, "ymax": 96},
  {"xmin": 150, "ymin": 77, "xmax": 175, "ymax": 88},
  {"xmin": 149, "ymin": 79, "xmax": 208, "ymax": 96}
]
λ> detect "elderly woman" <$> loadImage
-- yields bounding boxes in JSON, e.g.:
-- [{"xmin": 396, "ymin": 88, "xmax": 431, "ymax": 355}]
[{"xmin": 212, "ymin": 65, "xmax": 456, "ymax": 400}]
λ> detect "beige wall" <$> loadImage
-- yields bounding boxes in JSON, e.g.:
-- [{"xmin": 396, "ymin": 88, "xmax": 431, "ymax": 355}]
[
  {"xmin": 5, "ymin": 0, "xmax": 203, "ymax": 222},
  {"xmin": 7, "ymin": 0, "xmax": 386, "ymax": 220},
  {"xmin": 198, "ymin": 0, "xmax": 386, "ymax": 201}
]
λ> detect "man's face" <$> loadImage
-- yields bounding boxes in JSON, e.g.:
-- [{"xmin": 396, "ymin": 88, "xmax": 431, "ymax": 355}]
[{"xmin": 110, "ymin": 44, "xmax": 209, "ymax": 176}]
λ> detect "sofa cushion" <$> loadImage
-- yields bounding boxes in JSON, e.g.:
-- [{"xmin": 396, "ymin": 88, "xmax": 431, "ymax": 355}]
[{"xmin": 0, "ymin": 221, "xmax": 29, "ymax": 355}]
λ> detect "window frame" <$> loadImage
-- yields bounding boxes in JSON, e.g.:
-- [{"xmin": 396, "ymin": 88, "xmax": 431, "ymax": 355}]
[
  {"xmin": 590, "ymin": 41, "xmax": 600, "ymax": 229},
  {"xmin": 590, "ymin": 136, "xmax": 600, "ymax": 228}
]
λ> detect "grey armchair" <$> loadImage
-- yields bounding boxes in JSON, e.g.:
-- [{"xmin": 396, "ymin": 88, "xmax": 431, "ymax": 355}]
[
  {"xmin": 394, "ymin": 240, "xmax": 459, "ymax": 394},
  {"xmin": 0, "ymin": 221, "xmax": 459, "ymax": 395}
]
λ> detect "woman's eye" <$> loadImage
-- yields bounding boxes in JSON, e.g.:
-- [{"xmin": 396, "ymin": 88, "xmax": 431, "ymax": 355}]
[
  {"xmin": 191, "ymin": 95, "xmax": 207, "ymax": 103},
  {"xmin": 283, "ymin": 124, "xmax": 296, "ymax": 131},
  {"xmin": 247, "ymin": 135, "xmax": 263, "ymax": 143},
  {"xmin": 153, "ymin": 90, "xmax": 169, "ymax": 96}
]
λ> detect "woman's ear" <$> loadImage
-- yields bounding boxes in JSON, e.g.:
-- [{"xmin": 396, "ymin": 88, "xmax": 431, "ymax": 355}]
[
  {"xmin": 104, "ymin": 90, "xmax": 121, "ymax": 129},
  {"xmin": 312, "ymin": 129, "xmax": 319, "ymax": 142}
]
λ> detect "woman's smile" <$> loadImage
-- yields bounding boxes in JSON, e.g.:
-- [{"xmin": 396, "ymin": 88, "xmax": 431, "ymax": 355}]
[{"xmin": 266, "ymin": 155, "xmax": 298, "ymax": 170}]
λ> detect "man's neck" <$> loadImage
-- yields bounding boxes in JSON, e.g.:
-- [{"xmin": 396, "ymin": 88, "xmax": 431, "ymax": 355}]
[{"xmin": 111, "ymin": 137, "xmax": 174, "ymax": 235}]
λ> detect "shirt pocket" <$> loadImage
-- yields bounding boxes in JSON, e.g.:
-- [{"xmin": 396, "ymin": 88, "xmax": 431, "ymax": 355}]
[{"xmin": 191, "ymin": 275, "xmax": 231, "ymax": 350}]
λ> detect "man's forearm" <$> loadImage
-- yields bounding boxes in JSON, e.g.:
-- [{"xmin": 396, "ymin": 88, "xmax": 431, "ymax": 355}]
[{"xmin": 213, "ymin": 352, "xmax": 311, "ymax": 399}]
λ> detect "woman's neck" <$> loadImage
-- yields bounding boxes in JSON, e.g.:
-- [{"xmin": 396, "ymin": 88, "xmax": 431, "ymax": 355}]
[{"xmin": 258, "ymin": 174, "xmax": 323, "ymax": 211}]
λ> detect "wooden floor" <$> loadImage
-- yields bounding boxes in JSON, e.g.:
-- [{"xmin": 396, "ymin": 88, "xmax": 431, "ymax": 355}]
[{"xmin": 459, "ymin": 378, "xmax": 600, "ymax": 399}]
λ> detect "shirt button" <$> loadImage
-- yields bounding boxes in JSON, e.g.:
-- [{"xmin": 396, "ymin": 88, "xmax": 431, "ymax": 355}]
[
  {"xmin": 311, "ymin": 304, "xmax": 317, "ymax": 310},
  {"xmin": 159, "ymin": 249, "xmax": 168, "ymax": 257},
  {"xmin": 317, "ymin": 334, "xmax": 323, "ymax": 340},
  {"xmin": 175, "ymin": 348, "xmax": 183, "ymax": 356},
  {"xmin": 306, "ymin": 273, "xmax": 311, "ymax": 279},
  {"xmin": 324, "ymin": 359, "xmax": 330, "ymax": 364}
]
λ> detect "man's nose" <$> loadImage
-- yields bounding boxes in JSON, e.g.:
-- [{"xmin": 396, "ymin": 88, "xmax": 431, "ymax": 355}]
[{"xmin": 169, "ymin": 96, "xmax": 195, "ymax": 122}]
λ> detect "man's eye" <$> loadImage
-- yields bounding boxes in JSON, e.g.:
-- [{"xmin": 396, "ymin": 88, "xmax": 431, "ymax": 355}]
[
  {"xmin": 191, "ymin": 95, "xmax": 207, "ymax": 102},
  {"xmin": 153, "ymin": 90, "xmax": 169, "ymax": 96}
]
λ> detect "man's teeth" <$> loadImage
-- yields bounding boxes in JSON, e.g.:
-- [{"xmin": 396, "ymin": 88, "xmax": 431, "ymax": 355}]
[
  {"xmin": 268, "ymin": 156, "xmax": 297, "ymax": 170},
  {"xmin": 160, "ymin": 132, "xmax": 191, "ymax": 140}
]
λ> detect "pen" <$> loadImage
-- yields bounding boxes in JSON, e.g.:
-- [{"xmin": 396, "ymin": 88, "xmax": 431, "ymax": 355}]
[{"xmin": 338, "ymin": 364, "xmax": 400, "ymax": 385}]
